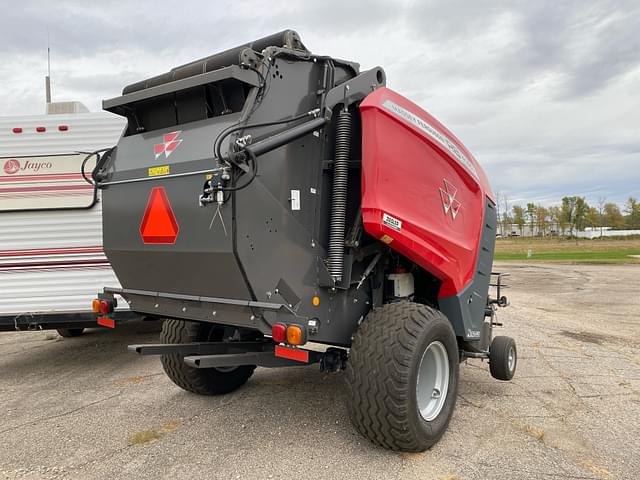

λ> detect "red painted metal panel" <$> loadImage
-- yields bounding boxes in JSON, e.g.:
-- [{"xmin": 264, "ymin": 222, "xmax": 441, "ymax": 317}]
[{"xmin": 360, "ymin": 87, "xmax": 494, "ymax": 297}]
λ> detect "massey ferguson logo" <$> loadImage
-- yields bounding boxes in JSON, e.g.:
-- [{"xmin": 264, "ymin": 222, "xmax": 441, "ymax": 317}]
[
  {"xmin": 3, "ymin": 159, "xmax": 20, "ymax": 175},
  {"xmin": 154, "ymin": 131, "xmax": 183, "ymax": 159},
  {"xmin": 439, "ymin": 179, "xmax": 461, "ymax": 220}
]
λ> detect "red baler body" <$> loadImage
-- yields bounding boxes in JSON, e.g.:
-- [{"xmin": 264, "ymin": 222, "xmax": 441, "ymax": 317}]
[{"xmin": 360, "ymin": 87, "xmax": 495, "ymax": 298}]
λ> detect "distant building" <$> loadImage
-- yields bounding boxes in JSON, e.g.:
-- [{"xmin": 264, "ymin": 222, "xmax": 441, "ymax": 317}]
[
  {"xmin": 576, "ymin": 227, "xmax": 640, "ymax": 239},
  {"xmin": 497, "ymin": 224, "xmax": 640, "ymax": 238}
]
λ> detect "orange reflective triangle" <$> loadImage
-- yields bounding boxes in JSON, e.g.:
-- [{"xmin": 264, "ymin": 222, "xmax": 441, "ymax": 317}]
[{"xmin": 139, "ymin": 187, "xmax": 179, "ymax": 244}]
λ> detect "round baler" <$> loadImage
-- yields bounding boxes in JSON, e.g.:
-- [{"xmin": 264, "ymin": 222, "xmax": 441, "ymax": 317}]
[{"xmin": 93, "ymin": 30, "xmax": 516, "ymax": 451}]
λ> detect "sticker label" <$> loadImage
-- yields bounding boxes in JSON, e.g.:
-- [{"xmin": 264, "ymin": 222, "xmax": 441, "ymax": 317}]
[
  {"xmin": 380, "ymin": 234, "xmax": 394, "ymax": 244},
  {"xmin": 467, "ymin": 329, "xmax": 481, "ymax": 338},
  {"xmin": 148, "ymin": 165, "xmax": 170, "ymax": 177},
  {"xmin": 383, "ymin": 213, "xmax": 402, "ymax": 231},
  {"xmin": 382, "ymin": 99, "xmax": 479, "ymax": 180},
  {"xmin": 290, "ymin": 189, "xmax": 300, "ymax": 210}
]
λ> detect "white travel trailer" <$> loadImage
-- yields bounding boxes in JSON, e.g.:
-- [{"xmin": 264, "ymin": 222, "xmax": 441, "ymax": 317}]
[{"xmin": 0, "ymin": 102, "xmax": 131, "ymax": 336}]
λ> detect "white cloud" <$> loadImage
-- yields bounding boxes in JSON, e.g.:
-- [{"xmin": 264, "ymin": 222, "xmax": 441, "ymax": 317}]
[{"xmin": 0, "ymin": 0, "xmax": 638, "ymax": 206}]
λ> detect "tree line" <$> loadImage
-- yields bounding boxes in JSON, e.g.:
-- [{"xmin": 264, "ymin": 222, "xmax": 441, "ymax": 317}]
[{"xmin": 496, "ymin": 195, "xmax": 640, "ymax": 237}]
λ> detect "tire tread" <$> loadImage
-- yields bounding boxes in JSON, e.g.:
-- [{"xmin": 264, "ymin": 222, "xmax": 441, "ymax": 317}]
[{"xmin": 345, "ymin": 302, "xmax": 459, "ymax": 451}]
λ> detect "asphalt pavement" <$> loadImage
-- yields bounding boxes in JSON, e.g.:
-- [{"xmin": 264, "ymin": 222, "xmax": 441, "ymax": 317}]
[{"xmin": 1, "ymin": 263, "xmax": 639, "ymax": 479}]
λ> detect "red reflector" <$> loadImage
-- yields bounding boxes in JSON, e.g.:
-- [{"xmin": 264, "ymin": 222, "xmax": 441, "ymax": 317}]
[
  {"xmin": 58, "ymin": 125, "xmax": 69, "ymax": 131},
  {"xmin": 275, "ymin": 345, "xmax": 309, "ymax": 363},
  {"xmin": 140, "ymin": 187, "xmax": 180, "ymax": 244},
  {"xmin": 97, "ymin": 317, "xmax": 115, "ymax": 328},
  {"xmin": 12, "ymin": 127, "xmax": 22, "ymax": 133},
  {"xmin": 271, "ymin": 323, "xmax": 287, "ymax": 343},
  {"xmin": 36, "ymin": 126, "xmax": 46, "ymax": 132}
]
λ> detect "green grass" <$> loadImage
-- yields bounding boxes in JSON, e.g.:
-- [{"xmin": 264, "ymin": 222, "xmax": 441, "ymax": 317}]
[
  {"xmin": 494, "ymin": 238, "xmax": 640, "ymax": 264},
  {"xmin": 495, "ymin": 250, "xmax": 639, "ymax": 263}
]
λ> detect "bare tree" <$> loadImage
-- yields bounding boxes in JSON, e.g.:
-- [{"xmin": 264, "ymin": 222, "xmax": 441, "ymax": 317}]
[
  {"xmin": 597, "ymin": 197, "xmax": 606, "ymax": 237},
  {"xmin": 501, "ymin": 194, "xmax": 512, "ymax": 236},
  {"xmin": 512, "ymin": 205, "xmax": 525, "ymax": 237}
]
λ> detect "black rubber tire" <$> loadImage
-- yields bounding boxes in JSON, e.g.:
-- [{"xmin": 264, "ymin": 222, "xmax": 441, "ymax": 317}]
[
  {"xmin": 56, "ymin": 328, "xmax": 85, "ymax": 337},
  {"xmin": 489, "ymin": 336, "xmax": 517, "ymax": 381},
  {"xmin": 345, "ymin": 301, "xmax": 459, "ymax": 452},
  {"xmin": 160, "ymin": 319, "xmax": 256, "ymax": 395}
]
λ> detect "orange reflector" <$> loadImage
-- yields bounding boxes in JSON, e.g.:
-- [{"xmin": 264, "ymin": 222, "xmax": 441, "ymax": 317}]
[
  {"xmin": 139, "ymin": 187, "xmax": 179, "ymax": 244},
  {"xmin": 91, "ymin": 299, "xmax": 101, "ymax": 312},
  {"xmin": 286, "ymin": 325, "xmax": 305, "ymax": 345},
  {"xmin": 97, "ymin": 317, "xmax": 115, "ymax": 328},
  {"xmin": 275, "ymin": 345, "xmax": 309, "ymax": 363},
  {"xmin": 312, "ymin": 295, "xmax": 320, "ymax": 306}
]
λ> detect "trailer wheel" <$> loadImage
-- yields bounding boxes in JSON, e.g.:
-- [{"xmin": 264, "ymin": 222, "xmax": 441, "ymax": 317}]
[
  {"xmin": 160, "ymin": 319, "xmax": 256, "ymax": 395},
  {"xmin": 489, "ymin": 336, "xmax": 517, "ymax": 381},
  {"xmin": 56, "ymin": 328, "xmax": 85, "ymax": 338},
  {"xmin": 345, "ymin": 302, "xmax": 459, "ymax": 452}
]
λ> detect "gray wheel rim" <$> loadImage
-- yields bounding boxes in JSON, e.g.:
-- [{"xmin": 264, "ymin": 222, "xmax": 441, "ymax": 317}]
[
  {"xmin": 507, "ymin": 346, "xmax": 516, "ymax": 372},
  {"xmin": 416, "ymin": 341, "xmax": 450, "ymax": 422}
]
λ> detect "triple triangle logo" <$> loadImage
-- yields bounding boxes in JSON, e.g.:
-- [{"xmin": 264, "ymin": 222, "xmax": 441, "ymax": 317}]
[
  {"xmin": 439, "ymin": 179, "xmax": 462, "ymax": 220},
  {"xmin": 153, "ymin": 131, "xmax": 183, "ymax": 160}
]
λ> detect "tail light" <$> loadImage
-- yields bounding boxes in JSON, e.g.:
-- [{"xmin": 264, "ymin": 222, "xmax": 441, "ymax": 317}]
[
  {"xmin": 271, "ymin": 323, "xmax": 287, "ymax": 343},
  {"xmin": 91, "ymin": 298, "xmax": 114, "ymax": 314},
  {"xmin": 286, "ymin": 325, "xmax": 306, "ymax": 346}
]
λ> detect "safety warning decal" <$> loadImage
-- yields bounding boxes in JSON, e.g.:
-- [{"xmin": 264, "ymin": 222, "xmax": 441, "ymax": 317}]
[
  {"xmin": 380, "ymin": 234, "xmax": 394, "ymax": 244},
  {"xmin": 382, "ymin": 213, "xmax": 402, "ymax": 231},
  {"xmin": 148, "ymin": 165, "xmax": 170, "ymax": 177}
]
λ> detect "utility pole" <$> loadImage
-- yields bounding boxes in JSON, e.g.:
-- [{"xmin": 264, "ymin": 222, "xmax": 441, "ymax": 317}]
[{"xmin": 45, "ymin": 33, "xmax": 51, "ymax": 104}]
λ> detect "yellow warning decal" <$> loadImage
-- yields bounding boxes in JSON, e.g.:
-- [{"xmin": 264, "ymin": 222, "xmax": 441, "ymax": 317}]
[
  {"xmin": 148, "ymin": 165, "xmax": 170, "ymax": 177},
  {"xmin": 380, "ymin": 234, "xmax": 394, "ymax": 244}
]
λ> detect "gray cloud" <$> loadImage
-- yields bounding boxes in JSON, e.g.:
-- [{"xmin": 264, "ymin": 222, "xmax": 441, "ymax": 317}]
[{"xmin": 0, "ymin": 0, "xmax": 638, "ymax": 206}]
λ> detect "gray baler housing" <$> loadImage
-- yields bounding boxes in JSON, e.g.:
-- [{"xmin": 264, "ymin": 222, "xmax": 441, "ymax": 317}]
[{"xmin": 98, "ymin": 30, "xmax": 389, "ymax": 347}]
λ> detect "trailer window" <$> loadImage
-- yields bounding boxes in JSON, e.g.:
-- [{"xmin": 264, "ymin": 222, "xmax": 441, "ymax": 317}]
[{"xmin": 0, "ymin": 154, "xmax": 96, "ymax": 212}]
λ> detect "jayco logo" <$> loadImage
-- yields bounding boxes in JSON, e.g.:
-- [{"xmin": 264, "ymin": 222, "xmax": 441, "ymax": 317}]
[
  {"xmin": 2, "ymin": 159, "xmax": 53, "ymax": 175},
  {"xmin": 3, "ymin": 159, "xmax": 20, "ymax": 174}
]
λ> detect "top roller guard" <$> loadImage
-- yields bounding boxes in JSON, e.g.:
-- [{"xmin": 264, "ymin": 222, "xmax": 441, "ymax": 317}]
[{"xmin": 95, "ymin": 30, "xmax": 515, "ymax": 453}]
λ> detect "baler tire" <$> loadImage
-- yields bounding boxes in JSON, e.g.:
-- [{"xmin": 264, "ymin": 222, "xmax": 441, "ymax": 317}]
[
  {"xmin": 489, "ymin": 336, "xmax": 517, "ymax": 381},
  {"xmin": 345, "ymin": 301, "xmax": 459, "ymax": 452},
  {"xmin": 57, "ymin": 328, "xmax": 85, "ymax": 337},
  {"xmin": 160, "ymin": 319, "xmax": 255, "ymax": 396}
]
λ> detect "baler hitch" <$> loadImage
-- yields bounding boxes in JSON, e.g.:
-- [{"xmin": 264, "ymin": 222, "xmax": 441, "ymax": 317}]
[{"xmin": 128, "ymin": 340, "xmax": 326, "ymax": 369}]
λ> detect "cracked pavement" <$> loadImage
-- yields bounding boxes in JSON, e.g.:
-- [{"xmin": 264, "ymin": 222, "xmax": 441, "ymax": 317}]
[{"xmin": 0, "ymin": 262, "xmax": 639, "ymax": 479}]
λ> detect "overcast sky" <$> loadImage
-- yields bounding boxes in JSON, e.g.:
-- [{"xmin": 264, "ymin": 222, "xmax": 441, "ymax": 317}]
[{"xmin": 1, "ymin": 0, "xmax": 638, "ymax": 208}]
